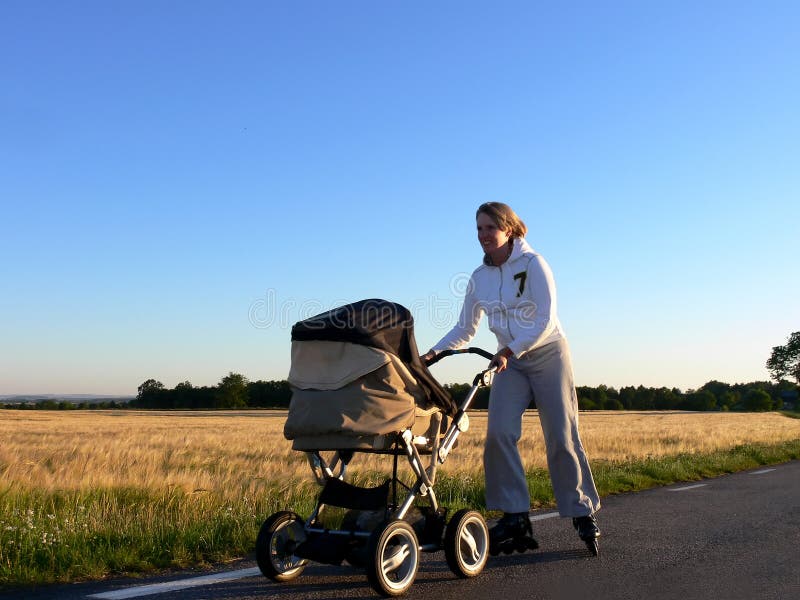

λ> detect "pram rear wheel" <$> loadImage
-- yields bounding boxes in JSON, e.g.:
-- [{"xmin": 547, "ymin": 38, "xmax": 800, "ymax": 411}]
[
  {"xmin": 366, "ymin": 519, "xmax": 420, "ymax": 597},
  {"xmin": 444, "ymin": 509, "xmax": 489, "ymax": 578},
  {"xmin": 255, "ymin": 511, "xmax": 308, "ymax": 582}
]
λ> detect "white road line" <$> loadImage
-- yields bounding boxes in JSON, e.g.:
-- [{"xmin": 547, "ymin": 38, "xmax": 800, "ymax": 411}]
[
  {"xmin": 530, "ymin": 511, "xmax": 560, "ymax": 521},
  {"xmin": 668, "ymin": 483, "xmax": 708, "ymax": 492},
  {"xmin": 749, "ymin": 468, "xmax": 777, "ymax": 475},
  {"xmin": 87, "ymin": 567, "xmax": 261, "ymax": 600}
]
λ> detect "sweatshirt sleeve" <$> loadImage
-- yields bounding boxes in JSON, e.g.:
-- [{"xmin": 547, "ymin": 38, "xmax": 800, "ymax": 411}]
[
  {"xmin": 507, "ymin": 255, "xmax": 558, "ymax": 357},
  {"xmin": 430, "ymin": 276, "xmax": 483, "ymax": 352}
]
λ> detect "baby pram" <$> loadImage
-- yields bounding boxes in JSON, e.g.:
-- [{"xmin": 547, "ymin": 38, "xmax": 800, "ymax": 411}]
[{"xmin": 255, "ymin": 299, "xmax": 496, "ymax": 597}]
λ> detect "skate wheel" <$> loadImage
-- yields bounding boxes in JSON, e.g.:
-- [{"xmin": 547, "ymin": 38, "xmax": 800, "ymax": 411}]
[
  {"xmin": 444, "ymin": 509, "xmax": 489, "ymax": 578},
  {"xmin": 366, "ymin": 519, "xmax": 419, "ymax": 596},
  {"xmin": 585, "ymin": 538, "xmax": 599, "ymax": 556},
  {"xmin": 513, "ymin": 535, "xmax": 539, "ymax": 553},
  {"xmin": 255, "ymin": 511, "xmax": 308, "ymax": 581}
]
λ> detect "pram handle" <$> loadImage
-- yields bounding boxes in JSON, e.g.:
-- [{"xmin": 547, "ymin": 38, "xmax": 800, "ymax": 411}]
[{"xmin": 424, "ymin": 347, "xmax": 494, "ymax": 367}]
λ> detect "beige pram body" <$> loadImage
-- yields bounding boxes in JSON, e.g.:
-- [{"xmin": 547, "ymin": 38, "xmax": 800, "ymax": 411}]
[{"xmin": 285, "ymin": 340, "xmax": 444, "ymax": 452}]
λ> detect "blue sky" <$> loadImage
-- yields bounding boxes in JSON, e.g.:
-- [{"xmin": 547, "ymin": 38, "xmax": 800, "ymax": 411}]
[{"xmin": 2, "ymin": 1, "xmax": 798, "ymax": 395}]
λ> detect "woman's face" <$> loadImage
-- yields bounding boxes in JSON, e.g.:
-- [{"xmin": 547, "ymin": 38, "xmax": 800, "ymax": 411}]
[{"xmin": 476, "ymin": 212, "xmax": 512, "ymax": 254}]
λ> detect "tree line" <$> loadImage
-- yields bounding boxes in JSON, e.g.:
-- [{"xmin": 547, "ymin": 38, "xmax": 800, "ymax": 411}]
[
  {"xmin": 3, "ymin": 377, "xmax": 795, "ymax": 412},
  {"xmin": 130, "ymin": 374, "xmax": 292, "ymax": 409},
  {"xmin": 3, "ymin": 399, "xmax": 129, "ymax": 411},
  {"xmin": 444, "ymin": 379, "xmax": 796, "ymax": 412},
  {"xmin": 5, "ymin": 332, "xmax": 798, "ymax": 412},
  {"xmin": 79, "ymin": 375, "xmax": 800, "ymax": 412}
]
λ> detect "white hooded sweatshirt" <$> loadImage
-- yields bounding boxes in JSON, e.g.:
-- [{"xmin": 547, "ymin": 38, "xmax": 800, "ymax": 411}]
[{"xmin": 432, "ymin": 237, "xmax": 564, "ymax": 358}]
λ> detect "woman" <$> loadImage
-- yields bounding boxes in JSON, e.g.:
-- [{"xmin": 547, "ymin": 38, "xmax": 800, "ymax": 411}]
[{"xmin": 422, "ymin": 202, "xmax": 600, "ymax": 553}]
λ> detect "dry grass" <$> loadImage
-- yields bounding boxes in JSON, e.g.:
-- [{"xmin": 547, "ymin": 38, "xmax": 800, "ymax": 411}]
[
  {"xmin": 2, "ymin": 410, "xmax": 799, "ymax": 495},
  {"xmin": 451, "ymin": 410, "xmax": 800, "ymax": 472},
  {"xmin": 0, "ymin": 411, "xmax": 304, "ymax": 501}
]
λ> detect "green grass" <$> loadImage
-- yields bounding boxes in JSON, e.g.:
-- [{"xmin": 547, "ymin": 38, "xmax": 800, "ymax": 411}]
[
  {"xmin": 589, "ymin": 438, "xmax": 800, "ymax": 498},
  {"xmin": 0, "ymin": 482, "xmax": 319, "ymax": 586},
  {"xmin": 429, "ymin": 439, "xmax": 800, "ymax": 518},
  {"xmin": 2, "ymin": 439, "xmax": 800, "ymax": 587}
]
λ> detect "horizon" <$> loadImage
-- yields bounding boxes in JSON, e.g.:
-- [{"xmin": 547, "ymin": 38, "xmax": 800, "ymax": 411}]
[
  {"xmin": 2, "ymin": 2, "xmax": 798, "ymax": 395},
  {"xmin": 2, "ymin": 372, "xmax": 790, "ymax": 400}
]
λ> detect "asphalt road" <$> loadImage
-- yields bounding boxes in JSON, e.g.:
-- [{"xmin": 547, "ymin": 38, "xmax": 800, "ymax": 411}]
[{"xmin": 9, "ymin": 461, "xmax": 800, "ymax": 600}]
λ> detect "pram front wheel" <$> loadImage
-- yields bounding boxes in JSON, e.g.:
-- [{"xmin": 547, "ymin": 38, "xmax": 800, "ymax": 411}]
[
  {"xmin": 255, "ymin": 511, "xmax": 308, "ymax": 582},
  {"xmin": 444, "ymin": 509, "xmax": 489, "ymax": 578},
  {"xmin": 366, "ymin": 519, "xmax": 420, "ymax": 597}
]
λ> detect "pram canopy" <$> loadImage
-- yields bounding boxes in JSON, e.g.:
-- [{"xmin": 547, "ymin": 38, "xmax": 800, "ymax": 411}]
[
  {"xmin": 290, "ymin": 299, "xmax": 455, "ymax": 415},
  {"xmin": 284, "ymin": 300, "xmax": 456, "ymax": 449}
]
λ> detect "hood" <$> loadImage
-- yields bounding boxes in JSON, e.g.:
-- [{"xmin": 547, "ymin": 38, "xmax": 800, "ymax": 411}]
[
  {"xmin": 290, "ymin": 299, "xmax": 457, "ymax": 415},
  {"xmin": 483, "ymin": 237, "xmax": 535, "ymax": 266}
]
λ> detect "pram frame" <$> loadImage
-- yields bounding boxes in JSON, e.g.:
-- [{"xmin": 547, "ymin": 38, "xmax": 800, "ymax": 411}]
[
  {"xmin": 305, "ymin": 349, "xmax": 493, "ymax": 531},
  {"xmin": 256, "ymin": 348, "xmax": 496, "ymax": 596}
]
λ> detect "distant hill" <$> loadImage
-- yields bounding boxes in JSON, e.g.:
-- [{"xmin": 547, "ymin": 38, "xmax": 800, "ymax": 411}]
[{"xmin": 0, "ymin": 394, "xmax": 134, "ymax": 404}]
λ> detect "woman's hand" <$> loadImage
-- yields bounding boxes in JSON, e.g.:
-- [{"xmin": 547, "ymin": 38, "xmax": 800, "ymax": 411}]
[
  {"xmin": 489, "ymin": 347, "xmax": 513, "ymax": 373},
  {"xmin": 420, "ymin": 350, "xmax": 437, "ymax": 365}
]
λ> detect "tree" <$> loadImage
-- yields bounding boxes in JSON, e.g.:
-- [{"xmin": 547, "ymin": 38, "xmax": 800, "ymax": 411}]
[
  {"xmin": 699, "ymin": 380, "xmax": 731, "ymax": 405},
  {"xmin": 174, "ymin": 381, "xmax": 194, "ymax": 409},
  {"xmin": 718, "ymin": 391, "xmax": 739, "ymax": 411},
  {"xmin": 577, "ymin": 386, "xmax": 598, "ymax": 410},
  {"xmin": 138, "ymin": 379, "xmax": 164, "ymax": 396},
  {"xmin": 681, "ymin": 390, "xmax": 717, "ymax": 411},
  {"xmin": 619, "ymin": 386, "xmax": 636, "ymax": 410},
  {"xmin": 136, "ymin": 379, "xmax": 165, "ymax": 408},
  {"xmin": 654, "ymin": 387, "xmax": 679, "ymax": 410},
  {"xmin": 766, "ymin": 332, "xmax": 800, "ymax": 385},
  {"xmin": 603, "ymin": 397, "xmax": 624, "ymax": 410},
  {"xmin": 248, "ymin": 380, "xmax": 293, "ymax": 408},
  {"xmin": 216, "ymin": 372, "xmax": 249, "ymax": 408},
  {"xmin": 633, "ymin": 386, "xmax": 656, "ymax": 410},
  {"xmin": 743, "ymin": 388, "xmax": 772, "ymax": 412},
  {"xmin": 594, "ymin": 386, "xmax": 609, "ymax": 408}
]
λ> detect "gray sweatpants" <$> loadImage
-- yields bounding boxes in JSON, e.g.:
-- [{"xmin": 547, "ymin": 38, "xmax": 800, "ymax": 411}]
[{"xmin": 483, "ymin": 338, "xmax": 600, "ymax": 517}]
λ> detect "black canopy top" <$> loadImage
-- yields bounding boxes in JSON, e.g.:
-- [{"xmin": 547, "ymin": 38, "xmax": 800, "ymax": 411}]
[{"xmin": 291, "ymin": 299, "xmax": 456, "ymax": 415}]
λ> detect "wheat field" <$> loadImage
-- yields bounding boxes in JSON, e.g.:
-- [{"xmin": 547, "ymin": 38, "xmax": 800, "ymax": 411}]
[{"xmin": 3, "ymin": 410, "xmax": 799, "ymax": 496}]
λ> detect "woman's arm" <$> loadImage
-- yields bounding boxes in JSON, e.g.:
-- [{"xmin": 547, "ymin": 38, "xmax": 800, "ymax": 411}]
[{"xmin": 430, "ymin": 278, "xmax": 483, "ymax": 352}]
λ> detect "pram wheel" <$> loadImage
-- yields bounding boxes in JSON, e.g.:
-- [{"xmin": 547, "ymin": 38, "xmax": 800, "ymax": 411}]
[
  {"xmin": 444, "ymin": 509, "xmax": 489, "ymax": 578},
  {"xmin": 255, "ymin": 511, "xmax": 308, "ymax": 582},
  {"xmin": 366, "ymin": 519, "xmax": 420, "ymax": 597}
]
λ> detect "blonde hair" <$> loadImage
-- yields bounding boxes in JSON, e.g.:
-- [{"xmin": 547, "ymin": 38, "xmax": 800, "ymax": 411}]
[{"xmin": 476, "ymin": 202, "xmax": 527, "ymax": 239}]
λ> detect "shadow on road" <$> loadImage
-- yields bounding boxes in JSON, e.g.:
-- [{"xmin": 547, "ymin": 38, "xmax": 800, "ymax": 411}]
[{"xmin": 230, "ymin": 548, "xmax": 596, "ymax": 600}]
